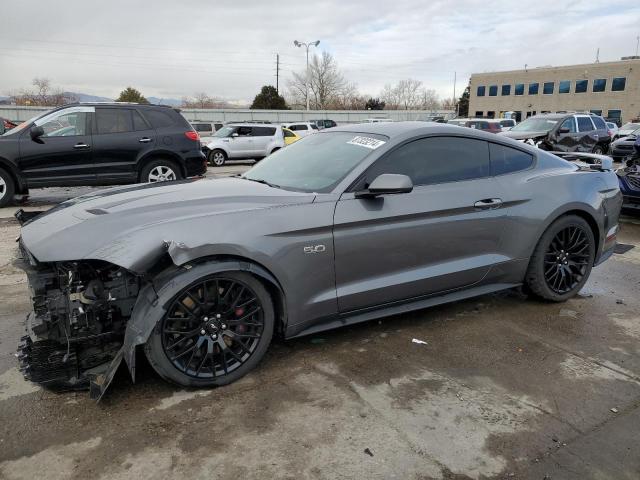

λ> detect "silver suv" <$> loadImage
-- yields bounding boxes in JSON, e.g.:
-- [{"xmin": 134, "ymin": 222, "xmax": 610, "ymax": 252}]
[{"xmin": 203, "ymin": 123, "xmax": 286, "ymax": 166}]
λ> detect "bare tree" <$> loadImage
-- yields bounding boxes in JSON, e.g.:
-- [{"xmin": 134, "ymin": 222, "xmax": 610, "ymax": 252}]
[
  {"xmin": 380, "ymin": 80, "xmax": 442, "ymax": 111},
  {"xmin": 10, "ymin": 78, "xmax": 74, "ymax": 106},
  {"xmin": 420, "ymin": 88, "xmax": 441, "ymax": 111},
  {"xmin": 181, "ymin": 92, "xmax": 226, "ymax": 109},
  {"xmin": 288, "ymin": 52, "xmax": 357, "ymax": 110}
]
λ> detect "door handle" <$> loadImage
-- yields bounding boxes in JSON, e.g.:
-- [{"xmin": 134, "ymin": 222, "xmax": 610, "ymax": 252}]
[
  {"xmin": 73, "ymin": 143, "xmax": 90, "ymax": 149},
  {"xmin": 474, "ymin": 198, "xmax": 502, "ymax": 209},
  {"xmin": 138, "ymin": 137, "xmax": 152, "ymax": 143}
]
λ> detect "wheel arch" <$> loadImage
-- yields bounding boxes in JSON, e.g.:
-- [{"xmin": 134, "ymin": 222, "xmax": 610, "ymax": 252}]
[
  {"xmin": 0, "ymin": 157, "xmax": 27, "ymax": 193},
  {"xmin": 122, "ymin": 256, "xmax": 287, "ymax": 382},
  {"xmin": 137, "ymin": 150, "xmax": 186, "ymax": 180}
]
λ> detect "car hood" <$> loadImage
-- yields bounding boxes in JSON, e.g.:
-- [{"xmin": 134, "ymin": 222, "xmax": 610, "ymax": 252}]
[
  {"xmin": 20, "ymin": 177, "xmax": 315, "ymax": 271},
  {"xmin": 613, "ymin": 135, "xmax": 637, "ymax": 145},
  {"xmin": 499, "ymin": 130, "xmax": 549, "ymax": 140}
]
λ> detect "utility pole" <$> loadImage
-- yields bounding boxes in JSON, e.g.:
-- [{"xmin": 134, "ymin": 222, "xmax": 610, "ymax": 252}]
[
  {"xmin": 453, "ymin": 71, "xmax": 457, "ymax": 114},
  {"xmin": 276, "ymin": 54, "xmax": 280, "ymax": 94},
  {"xmin": 595, "ymin": 47, "xmax": 600, "ymax": 63},
  {"xmin": 636, "ymin": 35, "xmax": 639, "ymax": 57}
]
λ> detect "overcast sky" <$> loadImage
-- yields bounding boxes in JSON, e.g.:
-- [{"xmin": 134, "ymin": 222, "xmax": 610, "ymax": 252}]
[{"xmin": 1, "ymin": 0, "xmax": 639, "ymax": 104}]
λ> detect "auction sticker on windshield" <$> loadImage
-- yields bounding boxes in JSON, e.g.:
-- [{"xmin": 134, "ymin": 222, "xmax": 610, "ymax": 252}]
[{"xmin": 347, "ymin": 136, "xmax": 386, "ymax": 149}]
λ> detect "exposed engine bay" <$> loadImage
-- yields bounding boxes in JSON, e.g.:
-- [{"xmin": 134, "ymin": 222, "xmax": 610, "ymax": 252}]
[{"xmin": 17, "ymin": 255, "xmax": 140, "ymax": 392}]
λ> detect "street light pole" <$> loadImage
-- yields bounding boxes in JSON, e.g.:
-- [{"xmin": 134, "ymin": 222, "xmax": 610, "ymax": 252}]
[{"xmin": 294, "ymin": 39, "xmax": 320, "ymax": 111}]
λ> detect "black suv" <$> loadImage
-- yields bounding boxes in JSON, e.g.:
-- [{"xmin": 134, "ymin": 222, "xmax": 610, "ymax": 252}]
[
  {"xmin": 0, "ymin": 103, "xmax": 206, "ymax": 206},
  {"xmin": 500, "ymin": 113, "xmax": 611, "ymax": 154}
]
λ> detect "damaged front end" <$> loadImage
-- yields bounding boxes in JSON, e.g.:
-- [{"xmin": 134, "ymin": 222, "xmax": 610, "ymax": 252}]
[
  {"xmin": 616, "ymin": 156, "xmax": 640, "ymax": 210},
  {"xmin": 16, "ymin": 241, "xmax": 141, "ymax": 399}
]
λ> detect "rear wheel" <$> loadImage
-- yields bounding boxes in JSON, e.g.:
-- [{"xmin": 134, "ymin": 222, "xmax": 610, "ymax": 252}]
[
  {"xmin": 0, "ymin": 168, "xmax": 15, "ymax": 207},
  {"xmin": 525, "ymin": 215, "xmax": 595, "ymax": 301},
  {"xmin": 144, "ymin": 271, "xmax": 274, "ymax": 388},
  {"xmin": 208, "ymin": 149, "xmax": 227, "ymax": 167},
  {"xmin": 140, "ymin": 159, "xmax": 182, "ymax": 183},
  {"xmin": 592, "ymin": 145, "xmax": 605, "ymax": 155}
]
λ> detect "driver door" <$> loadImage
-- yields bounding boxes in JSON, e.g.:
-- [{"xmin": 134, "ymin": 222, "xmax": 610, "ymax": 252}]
[
  {"xmin": 17, "ymin": 106, "xmax": 96, "ymax": 186},
  {"xmin": 554, "ymin": 117, "xmax": 580, "ymax": 152},
  {"xmin": 333, "ymin": 136, "xmax": 507, "ymax": 312},
  {"xmin": 227, "ymin": 126, "xmax": 254, "ymax": 158}
]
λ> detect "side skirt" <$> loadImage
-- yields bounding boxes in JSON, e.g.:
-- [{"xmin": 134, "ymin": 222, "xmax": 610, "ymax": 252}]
[{"xmin": 286, "ymin": 282, "xmax": 521, "ymax": 339}]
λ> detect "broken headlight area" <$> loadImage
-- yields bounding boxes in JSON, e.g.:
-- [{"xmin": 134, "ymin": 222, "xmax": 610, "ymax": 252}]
[{"xmin": 17, "ymin": 258, "xmax": 140, "ymax": 391}]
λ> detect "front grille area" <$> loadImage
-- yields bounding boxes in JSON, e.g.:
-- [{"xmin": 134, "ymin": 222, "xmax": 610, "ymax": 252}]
[{"xmin": 626, "ymin": 175, "xmax": 640, "ymax": 191}]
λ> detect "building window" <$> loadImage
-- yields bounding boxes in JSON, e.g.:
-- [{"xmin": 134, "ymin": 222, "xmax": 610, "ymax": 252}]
[
  {"xmin": 514, "ymin": 83, "xmax": 524, "ymax": 96},
  {"xmin": 607, "ymin": 110, "xmax": 622, "ymax": 122},
  {"xmin": 575, "ymin": 79, "xmax": 588, "ymax": 93},
  {"xmin": 611, "ymin": 77, "xmax": 626, "ymax": 91},
  {"xmin": 590, "ymin": 109, "xmax": 602, "ymax": 116},
  {"xmin": 487, "ymin": 111, "xmax": 495, "ymax": 118},
  {"xmin": 559, "ymin": 80, "xmax": 571, "ymax": 94},
  {"xmin": 477, "ymin": 86, "xmax": 486, "ymax": 96},
  {"xmin": 543, "ymin": 82, "xmax": 554, "ymax": 94},
  {"xmin": 475, "ymin": 111, "xmax": 483, "ymax": 117},
  {"xmin": 592, "ymin": 79, "xmax": 606, "ymax": 92},
  {"xmin": 489, "ymin": 85, "xmax": 498, "ymax": 96},
  {"xmin": 528, "ymin": 83, "xmax": 539, "ymax": 95},
  {"xmin": 501, "ymin": 85, "xmax": 511, "ymax": 96}
]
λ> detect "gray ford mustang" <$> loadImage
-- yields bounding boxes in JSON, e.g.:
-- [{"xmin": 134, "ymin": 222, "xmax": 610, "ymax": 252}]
[{"xmin": 15, "ymin": 122, "xmax": 622, "ymax": 398}]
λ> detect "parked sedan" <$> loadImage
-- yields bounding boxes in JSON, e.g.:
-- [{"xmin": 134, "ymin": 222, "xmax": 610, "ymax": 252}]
[
  {"xmin": 610, "ymin": 128, "xmax": 639, "ymax": 162},
  {"xmin": 16, "ymin": 122, "xmax": 621, "ymax": 399},
  {"xmin": 615, "ymin": 122, "xmax": 640, "ymax": 140},
  {"xmin": 447, "ymin": 118, "xmax": 502, "ymax": 133}
]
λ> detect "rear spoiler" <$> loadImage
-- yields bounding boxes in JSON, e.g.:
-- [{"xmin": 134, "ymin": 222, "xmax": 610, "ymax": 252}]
[{"xmin": 549, "ymin": 152, "xmax": 614, "ymax": 171}]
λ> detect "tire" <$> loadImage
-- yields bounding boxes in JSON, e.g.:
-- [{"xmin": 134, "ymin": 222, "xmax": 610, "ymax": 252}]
[
  {"xmin": 269, "ymin": 147, "xmax": 280, "ymax": 155},
  {"xmin": 0, "ymin": 168, "xmax": 15, "ymax": 208},
  {"xmin": 144, "ymin": 271, "xmax": 274, "ymax": 388},
  {"xmin": 140, "ymin": 159, "xmax": 182, "ymax": 183},
  {"xmin": 525, "ymin": 215, "xmax": 595, "ymax": 302},
  {"xmin": 592, "ymin": 145, "xmax": 605, "ymax": 155},
  {"xmin": 208, "ymin": 149, "xmax": 227, "ymax": 167}
]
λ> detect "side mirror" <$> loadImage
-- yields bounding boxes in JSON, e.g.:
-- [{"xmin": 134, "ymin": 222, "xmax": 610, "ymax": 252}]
[
  {"xmin": 558, "ymin": 127, "xmax": 570, "ymax": 134},
  {"xmin": 30, "ymin": 125, "xmax": 44, "ymax": 139},
  {"xmin": 355, "ymin": 174, "xmax": 413, "ymax": 199},
  {"xmin": 230, "ymin": 132, "xmax": 239, "ymax": 138}
]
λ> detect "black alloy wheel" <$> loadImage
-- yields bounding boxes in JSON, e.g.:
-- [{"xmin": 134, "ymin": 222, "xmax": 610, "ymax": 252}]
[
  {"xmin": 543, "ymin": 226, "xmax": 592, "ymax": 295},
  {"xmin": 161, "ymin": 277, "xmax": 264, "ymax": 378}
]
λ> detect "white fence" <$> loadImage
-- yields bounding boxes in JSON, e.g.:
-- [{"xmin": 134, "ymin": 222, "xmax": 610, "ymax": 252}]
[{"xmin": 0, "ymin": 105, "xmax": 455, "ymax": 124}]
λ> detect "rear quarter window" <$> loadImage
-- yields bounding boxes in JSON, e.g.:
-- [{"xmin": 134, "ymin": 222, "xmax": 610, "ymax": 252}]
[
  {"xmin": 577, "ymin": 116, "xmax": 595, "ymax": 132},
  {"xmin": 591, "ymin": 117, "xmax": 607, "ymax": 130},
  {"xmin": 490, "ymin": 143, "xmax": 533, "ymax": 175},
  {"xmin": 142, "ymin": 109, "xmax": 177, "ymax": 128},
  {"xmin": 253, "ymin": 127, "xmax": 276, "ymax": 136}
]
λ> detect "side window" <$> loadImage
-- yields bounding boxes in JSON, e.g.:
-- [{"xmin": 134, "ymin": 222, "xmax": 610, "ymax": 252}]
[
  {"xmin": 576, "ymin": 117, "xmax": 594, "ymax": 132},
  {"xmin": 311, "ymin": 124, "xmax": 319, "ymax": 130},
  {"xmin": 490, "ymin": 143, "xmax": 533, "ymax": 176},
  {"xmin": 96, "ymin": 109, "xmax": 133, "ymax": 135},
  {"xmin": 253, "ymin": 127, "xmax": 276, "ymax": 136},
  {"xmin": 591, "ymin": 116, "xmax": 606, "ymax": 130},
  {"xmin": 142, "ymin": 109, "xmax": 175, "ymax": 128},
  {"xmin": 283, "ymin": 129, "xmax": 295, "ymax": 138},
  {"xmin": 298, "ymin": 125, "xmax": 309, "ymax": 131},
  {"xmin": 132, "ymin": 111, "xmax": 150, "ymax": 131},
  {"xmin": 236, "ymin": 127, "xmax": 252, "ymax": 136},
  {"xmin": 39, "ymin": 111, "xmax": 89, "ymax": 137},
  {"xmin": 363, "ymin": 137, "xmax": 490, "ymax": 187},
  {"xmin": 560, "ymin": 118, "xmax": 576, "ymax": 133}
]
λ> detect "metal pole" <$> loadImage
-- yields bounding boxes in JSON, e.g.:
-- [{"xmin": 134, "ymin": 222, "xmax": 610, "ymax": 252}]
[
  {"xmin": 306, "ymin": 45, "xmax": 310, "ymax": 111},
  {"xmin": 453, "ymin": 71, "xmax": 456, "ymax": 112},
  {"xmin": 276, "ymin": 54, "xmax": 280, "ymax": 94},
  {"xmin": 636, "ymin": 35, "xmax": 639, "ymax": 57}
]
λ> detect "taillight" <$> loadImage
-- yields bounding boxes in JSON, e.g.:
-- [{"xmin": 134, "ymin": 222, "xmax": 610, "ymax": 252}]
[
  {"xmin": 185, "ymin": 131, "xmax": 199, "ymax": 141},
  {"xmin": 607, "ymin": 130, "xmax": 613, "ymax": 137}
]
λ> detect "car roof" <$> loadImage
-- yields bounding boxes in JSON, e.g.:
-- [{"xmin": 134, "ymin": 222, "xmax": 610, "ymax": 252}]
[
  {"xmin": 330, "ymin": 121, "xmax": 496, "ymax": 139},
  {"xmin": 226, "ymin": 123, "xmax": 278, "ymax": 128}
]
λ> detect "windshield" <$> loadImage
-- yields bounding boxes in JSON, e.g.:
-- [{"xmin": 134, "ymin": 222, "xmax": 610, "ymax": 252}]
[
  {"xmin": 214, "ymin": 126, "xmax": 235, "ymax": 137},
  {"xmin": 2, "ymin": 112, "xmax": 45, "ymax": 136},
  {"xmin": 510, "ymin": 117, "xmax": 559, "ymax": 133},
  {"xmin": 242, "ymin": 131, "xmax": 386, "ymax": 193}
]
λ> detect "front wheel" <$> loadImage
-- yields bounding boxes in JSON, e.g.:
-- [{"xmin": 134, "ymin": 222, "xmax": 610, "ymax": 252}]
[
  {"xmin": 0, "ymin": 168, "xmax": 15, "ymax": 207},
  {"xmin": 208, "ymin": 149, "xmax": 227, "ymax": 167},
  {"xmin": 525, "ymin": 215, "xmax": 595, "ymax": 302},
  {"xmin": 144, "ymin": 271, "xmax": 274, "ymax": 388},
  {"xmin": 592, "ymin": 145, "xmax": 605, "ymax": 155}
]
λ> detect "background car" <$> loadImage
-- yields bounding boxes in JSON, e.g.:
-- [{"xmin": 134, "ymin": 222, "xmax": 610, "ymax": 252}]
[
  {"xmin": 606, "ymin": 122, "xmax": 619, "ymax": 138},
  {"xmin": 16, "ymin": 122, "xmax": 621, "ymax": 398},
  {"xmin": 447, "ymin": 118, "xmax": 502, "ymax": 133},
  {"xmin": 282, "ymin": 127, "xmax": 301, "ymax": 145},
  {"xmin": 0, "ymin": 103, "xmax": 206, "ymax": 207},
  {"xmin": 499, "ymin": 119, "xmax": 517, "ymax": 131},
  {"xmin": 203, "ymin": 123, "xmax": 285, "ymax": 166},
  {"xmin": 500, "ymin": 113, "xmax": 611, "ymax": 154},
  {"xmin": 281, "ymin": 122, "xmax": 318, "ymax": 137},
  {"xmin": 616, "ymin": 138, "xmax": 640, "ymax": 211},
  {"xmin": 615, "ymin": 122, "xmax": 640, "ymax": 140},
  {"xmin": 310, "ymin": 119, "xmax": 337, "ymax": 129},
  {"xmin": 610, "ymin": 127, "xmax": 639, "ymax": 162}
]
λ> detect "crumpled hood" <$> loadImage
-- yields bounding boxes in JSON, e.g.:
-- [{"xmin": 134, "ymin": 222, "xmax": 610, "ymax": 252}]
[
  {"xmin": 20, "ymin": 177, "xmax": 315, "ymax": 270},
  {"xmin": 499, "ymin": 130, "xmax": 549, "ymax": 140}
]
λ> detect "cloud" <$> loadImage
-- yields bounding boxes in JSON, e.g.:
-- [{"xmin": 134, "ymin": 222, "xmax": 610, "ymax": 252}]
[{"xmin": 0, "ymin": 0, "xmax": 638, "ymax": 103}]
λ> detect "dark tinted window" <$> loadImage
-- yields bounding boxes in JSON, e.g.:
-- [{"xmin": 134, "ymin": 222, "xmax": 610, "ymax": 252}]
[
  {"xmin": 253, "ymin": 127, "xmax": 276, "ymax": 136},
  {"xmin": 559, "ymin": 81, "xmax": 571, "ymax": 93},
  {"xmin": 311, "ymin": 124, "xmax": 319, "ymax": 130},
  {"xmin": 611, "ymin": 77, "xmax": 626, "ymax": 91},
  {"xmin": 96, "ymin": 109, "xmax": 133, "ymax": 134},
  {"xmin": 192, "ymin": 123, "xmax": 212, "ymax": 132},
  {"xmin": 590, "ymin": 109, "xmax": 602, "ymax": 116},
  {"xmin": 543, "ymin": 82, "xmax": 554, "ymax": 94},
  {"xmin": 501, "ymin": 85, "xmax": 511, "ymax": 96},
  {"xmin": 236, "ymin": 126, "xmax": 252, "ymax": 136},
  {"xmin": 490, "ymin": 143, "xmax": 533, "ymax": 175},
  {"xmin": 607, "ymin": 110, "xmax": 622, "ymax": 122},
  {"xmin": 283, "ymin": 129, "xmax": 295, "ymax": 138},
  {"xmin": 592, "ymin": 79, "xmax": 606, "ymax": 92},
  {"xmin": 143, "ymin": 109, "xmax": 175, "ymax": 128},
  {"xmin": 528, "ymin": 83, "xmax": 539, "ymax": 95},
  {"xmin": 575, "ymin": 80, "xmax": 588, "ymax": 93},
  {"xmin": 489, "ymin": 85, "xmax": 498, "ymax": 96},
  {"xmin": 577, "ymin": 117, "xmax": 594, "ymax": 132},
  {"xmin": 514, "ymin": 84, "xmax": 524, "ymax": 95},
  {"xmin": 477, "ymin": 86, "xmax": 486, "ymax": 96},
  {"xmin": 133, "ymin": 111, "xmax": 149, "ymax": 131},
  {"xmin": 560, "ymin": 117, "xmax": 577, "ymax": 133},
  {"xmin": 364, "ymin": 137, "xmax": 490, "ymax": 187},
  {"xmin": 591, "ymin": 116, "xmax": 606, "ymax": 129}
]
